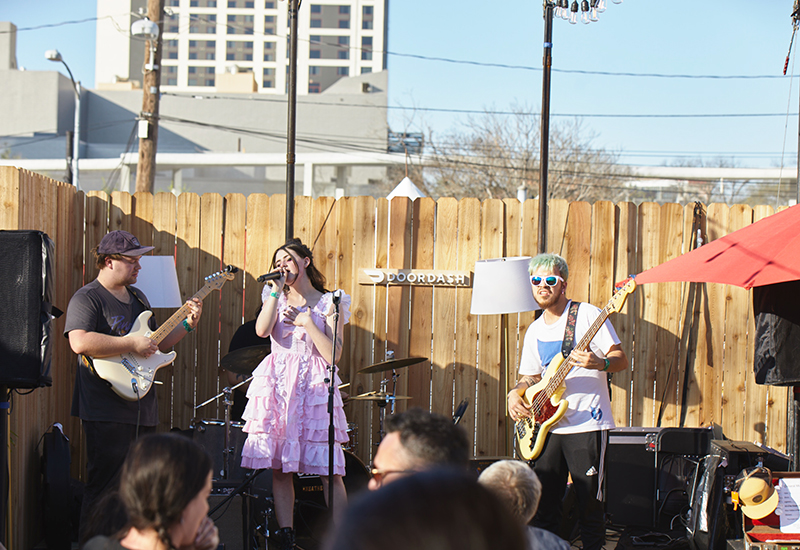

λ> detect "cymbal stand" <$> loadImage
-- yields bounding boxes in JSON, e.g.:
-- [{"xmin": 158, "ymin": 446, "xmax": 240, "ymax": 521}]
[{"xmin": 375, "ymin": 370, "xmax": 401, "ymax": 441}]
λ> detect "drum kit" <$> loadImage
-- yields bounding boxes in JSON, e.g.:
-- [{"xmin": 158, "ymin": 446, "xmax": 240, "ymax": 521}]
[{"xmin": 191, "ymin": 346, "xmax": 426, "ymax": 549}]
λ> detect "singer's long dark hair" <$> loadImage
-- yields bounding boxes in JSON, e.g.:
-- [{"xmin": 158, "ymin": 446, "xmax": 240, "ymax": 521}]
[{"xmin": 273, "ymin": 238, "xmax": 329, "ymax": 294}]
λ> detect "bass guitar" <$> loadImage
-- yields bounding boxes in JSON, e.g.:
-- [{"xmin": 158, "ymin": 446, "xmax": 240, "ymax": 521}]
[
  {"xmin": 86, "ymin": 266, "xmax": 238, "ymax": 401},
  {"xmin": 514, "ymin": 277, "xmax": 636, "ymax": 460}
]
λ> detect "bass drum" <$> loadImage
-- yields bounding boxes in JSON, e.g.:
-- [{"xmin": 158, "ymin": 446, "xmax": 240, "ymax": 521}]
[{"xmin": 190, "ymin": 419, "xmax": 248, "ymax": 482}]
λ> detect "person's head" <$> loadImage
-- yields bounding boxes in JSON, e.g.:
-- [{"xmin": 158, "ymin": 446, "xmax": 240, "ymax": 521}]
[
  {"xmin": 118, "ymin": 433, "xmax": 213, "ymax": 549},
  {"xmin": 92, "ymin": 230, "xmax": 154, "ymax": 285},
  {"xmin": 478, "ymin": 459, "xmax": 541, "ymax": 524},
  {"xmin": 326, "ymin": 468, "xmax": 526, "ymax": 550},
  {"xmin": 369, "ymin": 408, "xmax": 470, "ymax": 490},
  {"xmin": 528, "ymin": 253, "xmax": 569, "ymax": 308},
  {"xmin": 272, "ymin": 238, "xmax": 327, "ymax": 293}
]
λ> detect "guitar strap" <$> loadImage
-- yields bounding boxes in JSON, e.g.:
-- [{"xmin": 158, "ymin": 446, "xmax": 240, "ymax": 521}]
[{"xmin": 561, "ymin": 301, "xmax": 581, "ymax": 357}]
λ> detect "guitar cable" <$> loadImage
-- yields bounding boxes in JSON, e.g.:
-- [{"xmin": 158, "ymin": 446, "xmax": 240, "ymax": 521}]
[{"xmin": 132, "ymin": 379, "xmax": 141, "ymax": 440}]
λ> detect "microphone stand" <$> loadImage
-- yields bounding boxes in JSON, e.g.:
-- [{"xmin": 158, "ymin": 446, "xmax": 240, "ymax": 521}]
[{"xmin": 326, "ymin": 291, "xmax": 341, "ymax": 522}]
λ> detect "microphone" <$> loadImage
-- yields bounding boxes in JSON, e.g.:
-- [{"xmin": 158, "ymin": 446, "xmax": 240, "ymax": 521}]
[
  {"xmin": 332, "ymin": 289, "xmax": 343, "ymax": 305},
  {"xmin": 453, "ymin": 398, "xmax": 469, "ymax": 425},
  {"xmin": 257, "ymin": 271, "xmax": 282, "ymax": 283}
]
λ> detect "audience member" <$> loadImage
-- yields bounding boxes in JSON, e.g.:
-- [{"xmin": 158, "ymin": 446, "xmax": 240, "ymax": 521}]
[
  {"xmin": 82, "ymin": 433, "xmax": 219, "ymax": 550},
  {"xmin": 325, "ymin": 468, "xmax": 526, "ymax": 550},
  {"xmin": 478, "ymin": 460, "xmax": 571, "ymax": 550},
  {"xmin": 368, "ymin": 407, "xmax": 470, "ymax": 490}
]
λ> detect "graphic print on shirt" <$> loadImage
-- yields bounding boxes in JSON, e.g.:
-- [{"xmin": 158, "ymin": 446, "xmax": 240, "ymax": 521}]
[{"xmin": 537, "ymin": 339, "xmax": 562, "ymax": 372}]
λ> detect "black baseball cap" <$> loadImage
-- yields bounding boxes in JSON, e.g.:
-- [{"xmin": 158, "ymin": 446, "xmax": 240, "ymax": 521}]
[{"xmin": 98, "ymin": 230, "xmax": 155, "ymax": 256}]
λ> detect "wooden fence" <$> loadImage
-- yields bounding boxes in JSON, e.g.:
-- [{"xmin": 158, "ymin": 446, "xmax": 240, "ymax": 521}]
[{"xmin": 0, "ymin": 166, "xmax": 789, "ymax": 549}]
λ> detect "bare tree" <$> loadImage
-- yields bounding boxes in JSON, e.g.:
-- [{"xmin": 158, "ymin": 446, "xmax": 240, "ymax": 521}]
[{"xmin": 420, "ymin": 105, "xmax": 632, "ymax": 202}]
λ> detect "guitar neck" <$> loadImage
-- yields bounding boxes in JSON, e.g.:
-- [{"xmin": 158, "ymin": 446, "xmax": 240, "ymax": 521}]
[
  {"xmin": 147, "ymin": 286, "xmax": 211, "ymax": 344},
  {"xmin": 547, "ymin": 305, "xmax": 611, "ymax": 391}
]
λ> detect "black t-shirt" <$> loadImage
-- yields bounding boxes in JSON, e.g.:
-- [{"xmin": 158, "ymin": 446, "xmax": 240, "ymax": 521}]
[{"xmin": 64, "ymin": 279, "xmax": 158, "ymax": 425}]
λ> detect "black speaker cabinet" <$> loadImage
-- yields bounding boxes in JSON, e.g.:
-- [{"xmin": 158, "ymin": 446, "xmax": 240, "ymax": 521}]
[
  {"xmin": 0, "ymin": 230, "xmax": 55, "ymax": 388},
  {"xmin": 606, "ymin": 427, "xmax": 660, "ymax": 528},
  {"xmin": 210, "ymin": 483, "xmax": 247, "ymax": 550}
]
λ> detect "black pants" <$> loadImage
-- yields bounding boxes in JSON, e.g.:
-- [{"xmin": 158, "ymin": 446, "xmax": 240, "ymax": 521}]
[
  {"xmin": 79, "ymin": 421, "xmax": 156, "ymax": 541},
  {"xmin": 531, "ymin": 430, "xmax": 607, "ymax": 550}
]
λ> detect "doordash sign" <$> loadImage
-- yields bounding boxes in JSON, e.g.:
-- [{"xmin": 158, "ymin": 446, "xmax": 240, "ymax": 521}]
[{"xmin": 358, "ymin": 269, "xmax": 472, "ymax": 287}]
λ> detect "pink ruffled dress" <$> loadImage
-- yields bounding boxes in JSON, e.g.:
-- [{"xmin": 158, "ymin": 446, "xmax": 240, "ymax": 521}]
[{"xmin": 241, "ymin": 288, "xmax": 351, "ymax": 475}]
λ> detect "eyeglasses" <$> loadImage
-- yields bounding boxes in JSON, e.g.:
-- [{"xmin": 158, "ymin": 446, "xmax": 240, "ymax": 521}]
[
  {"xmin": 369, "ymin": 466, "xmax": 417, "ymax": 485},
  {"xmin": 530, "ymin": 275, "xmax": 564, "ymax": 287}
]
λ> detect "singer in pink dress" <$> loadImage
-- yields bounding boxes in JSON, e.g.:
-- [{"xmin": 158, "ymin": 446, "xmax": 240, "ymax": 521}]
[{"xmin": 241, "ymin": 238, "xmax": 350, "ymax": 546}]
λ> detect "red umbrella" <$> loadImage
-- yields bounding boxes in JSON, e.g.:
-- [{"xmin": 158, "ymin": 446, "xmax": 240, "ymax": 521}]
[{"xmin": 635, "ymin": 204, "xmax": 800, "ymax": 289}]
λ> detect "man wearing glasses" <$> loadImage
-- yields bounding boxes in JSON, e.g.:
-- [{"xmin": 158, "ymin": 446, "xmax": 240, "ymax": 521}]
[
  {"xmin": 65, "ymin": 230, "xmax": 203, "ymax": 541},
  {"xmin": 507, "ymin": 253, "xmax": 628, "ymax": 550},
  {"xmin": 368, "ymin": 408, "xmax": 470, "ymax": 490}
]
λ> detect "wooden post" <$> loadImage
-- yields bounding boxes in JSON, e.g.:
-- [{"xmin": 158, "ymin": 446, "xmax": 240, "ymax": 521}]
[{"xmin": 135, "ymin": 0, "xmax": 165, "ymax": 193}]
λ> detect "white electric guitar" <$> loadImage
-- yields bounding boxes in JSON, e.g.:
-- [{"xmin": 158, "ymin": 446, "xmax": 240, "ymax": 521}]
[{"xmin": 85, "ymin": 266, "xmax": 238, "ymax": 401}]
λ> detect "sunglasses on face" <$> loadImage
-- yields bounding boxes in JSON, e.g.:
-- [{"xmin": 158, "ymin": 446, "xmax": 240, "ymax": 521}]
[{"xmin": 530, "ymin": 275, "xmax": 564, "ymax": 287}]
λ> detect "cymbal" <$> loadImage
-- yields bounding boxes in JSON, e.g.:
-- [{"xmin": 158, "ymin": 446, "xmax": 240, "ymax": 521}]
[
  {"xmin": 349, "ymin": 391, "xmax": 412, "ymax": 402},
  {"xmin": 220, "ymin": 345, "xmax": 270, "ymax": 375},
  {"xmin": 358, "ymin": 357, "xmax": 427, "ymax": 375}
]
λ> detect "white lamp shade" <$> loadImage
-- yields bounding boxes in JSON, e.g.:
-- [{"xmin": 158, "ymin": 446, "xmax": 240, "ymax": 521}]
[
  {"xmin": 470, "ymin": 256, "xmax": 540, "ymax": 315},
  {"xmin": 136, "ymin": 256, "xmax": 182, "ymax": 308}
]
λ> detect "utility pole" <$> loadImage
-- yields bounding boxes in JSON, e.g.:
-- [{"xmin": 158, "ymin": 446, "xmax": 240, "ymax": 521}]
[
  {"xmin": 285, "ymin": 0, "xmax": 300, "ymax": 241},
  {"xmin": 135, "ymin": 0, "xmax": 165, "ymax": 193}
]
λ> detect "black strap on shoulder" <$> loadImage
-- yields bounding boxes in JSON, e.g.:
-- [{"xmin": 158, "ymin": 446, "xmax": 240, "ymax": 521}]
[
  {"xmin": 561, "ymin": 301, "xmax": 582, "ymax": 357},
  {"xmin": 127, "ymin": 286, "xmax": 151, "ymax": 312}
]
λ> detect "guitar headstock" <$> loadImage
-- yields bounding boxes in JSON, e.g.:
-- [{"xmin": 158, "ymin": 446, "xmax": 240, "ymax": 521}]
[
  {"xmin": 204, "ymin": 266, "xmax": 238, "ymax": 290},
  {"xmin": 607, "ymin": 277, "xmax": 636, "ymax": 314}
]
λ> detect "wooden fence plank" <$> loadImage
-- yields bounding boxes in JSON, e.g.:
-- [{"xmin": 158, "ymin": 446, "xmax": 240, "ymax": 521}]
[
  {"xmin": 612, "ymin": 201, "xmax": 637, "ymax": 427},
  {"xmin": 476, "ymin": 198, "xmax": 504, "ymax": 457},
  {"xmin": 723, "ymin": 204, "xmax": 753, "ymax": 441},
  {"xmin": 221, "ymin": 193, "xmax": 247, "ymax": 359},
  {"xmin": 635, "ymin": 203, "xmax": 661, "ymax": 427},
  {"xmin": 704, "ymin": 203, "xmax": 730, "ymax": 430},
  {"xmin": 407, "ymin": 197, "xmax": 435, "ymax": 410},
  {"xmin": 563, "ymin": 201, "xmax": 592, "ymax": 304},
  {"xmin": 174, "ymin": 192, "xmax": 202, "ymax": 430},
  {"xmin": 653, "ymin": 202, "xmax": 685, "ymax": 427},
  {"xmin": 386, "ymin": 197, "xmax": 412, "ymax": 411},
  {"xmin": 431, "ymin": 198, "xmax": 458, "ymax": 419},
  {"xmin": 455, "ymin": 198, "xmax": 481, "ymax": 454},
  {"xmin": 198, "ymin": 193, "xmax": 225, "ymax": 419}
]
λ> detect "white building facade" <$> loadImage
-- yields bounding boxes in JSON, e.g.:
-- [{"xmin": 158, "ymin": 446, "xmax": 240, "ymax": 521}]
[{"xmin": 96, "ymin": 0, "xmax": 388, "ymax": 95}]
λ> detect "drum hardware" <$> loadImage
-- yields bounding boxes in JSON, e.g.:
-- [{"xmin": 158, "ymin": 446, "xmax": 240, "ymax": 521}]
[
  {"xmin": 195, "ymin": 375, "xmax": 253, "ymax": 480},
  {"xmin": 349, "ymin": 391, "xmax": 412, "ymax": 402}
]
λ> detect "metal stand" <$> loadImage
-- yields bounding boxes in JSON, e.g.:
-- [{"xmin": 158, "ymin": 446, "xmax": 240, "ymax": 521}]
[
  {"xmin": 195, "ymin": 376, "xmax": 252, "ymax": 480},
  {"xmin": 326, "ymin": 292, "xmax": 342, "ymax": 521}
]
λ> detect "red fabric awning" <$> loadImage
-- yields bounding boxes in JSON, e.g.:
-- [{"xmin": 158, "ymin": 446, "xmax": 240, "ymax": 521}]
[{"xmin": 635, "ymin": 204, "xmax": 800, "ymax": 289}]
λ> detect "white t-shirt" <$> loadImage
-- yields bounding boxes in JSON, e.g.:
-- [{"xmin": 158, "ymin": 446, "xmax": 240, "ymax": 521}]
[{"xmin": 518, "ymin": 300, "xmax": 621, "ymax": 434}]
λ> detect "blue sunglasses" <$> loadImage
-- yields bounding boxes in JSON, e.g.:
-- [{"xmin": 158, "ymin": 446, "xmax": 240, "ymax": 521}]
[{"xmin": 530, "ymin": 275, "xmax": 564, "ymax": 287}]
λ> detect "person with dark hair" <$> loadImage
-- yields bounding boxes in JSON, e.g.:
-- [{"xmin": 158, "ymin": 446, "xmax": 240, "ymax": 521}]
[
  {"xmin": 241, "ymin": 238, "xmax": 351, "ymax": 550},
  {"xmin": 82, "ymin": 433, "xmax": 219, "ymax": 550},
  {"xmin": 325, "ymin": 468, "xmax": 526, "ymax": 550},
  {"xmin": 507, "ymin": 253, "xmax": 629, "ymax": 550},
  {"xmin": 64, "ymin": 230, "xmax": 203, "ymax": 540},
  {"xmin": 368, "ymin": 407, "xmax": 470, "ymax": 490},
  {"xmin": 478, "ymin": 460, "xmax": 571, "ymax": 550}
]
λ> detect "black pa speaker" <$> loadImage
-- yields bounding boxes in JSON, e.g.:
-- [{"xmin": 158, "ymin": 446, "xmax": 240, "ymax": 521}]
[{"xmin": 0, "ymin": 230, "xmax": 56, "ymax": 388}]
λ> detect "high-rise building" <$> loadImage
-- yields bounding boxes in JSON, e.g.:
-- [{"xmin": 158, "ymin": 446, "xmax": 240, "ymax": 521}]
[{"xmin": 96, "ymin": 0, "xmax": 387, "ymax": 94}]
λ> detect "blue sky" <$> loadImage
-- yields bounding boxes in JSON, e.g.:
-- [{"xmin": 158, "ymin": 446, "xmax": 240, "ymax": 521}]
[{"xmin": 4, "ymin": 1, "xmax": 800, "ymax": 168}]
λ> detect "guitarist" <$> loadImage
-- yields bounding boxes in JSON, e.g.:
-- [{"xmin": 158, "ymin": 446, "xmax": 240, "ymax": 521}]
[
  {"xmin": 507, "ymin": 253, "xmax": 628, "ymax": 550},
  {"xmin": 64, "ymin": 230, "xmax": 203, "ymax": 542}
]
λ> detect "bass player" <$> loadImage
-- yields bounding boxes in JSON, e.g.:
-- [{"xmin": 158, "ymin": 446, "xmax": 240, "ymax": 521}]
[
  {"xmin": 507, "ymin": 253, "xmax": 628, "ymax": 550},
  {"xmin": 64, "ymin": 230, "xmax": 203, "ymax": 542}
]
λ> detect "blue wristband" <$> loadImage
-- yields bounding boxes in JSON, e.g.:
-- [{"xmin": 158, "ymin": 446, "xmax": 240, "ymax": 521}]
[{"xmin": 183, "ymin": 319, "xmax": 194, "ymax": 333}]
